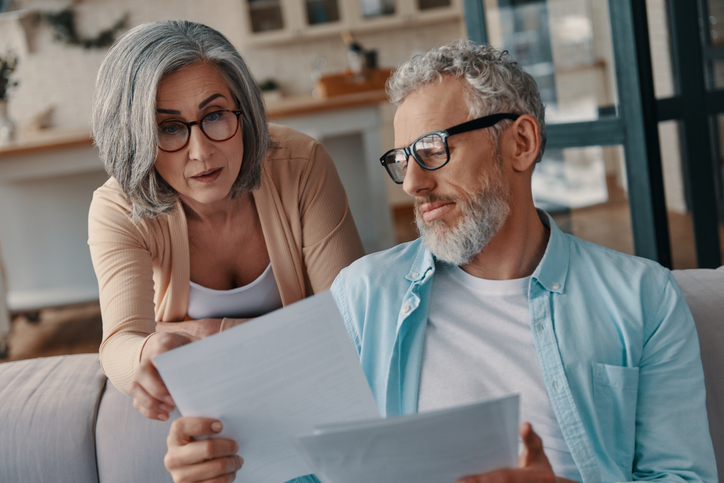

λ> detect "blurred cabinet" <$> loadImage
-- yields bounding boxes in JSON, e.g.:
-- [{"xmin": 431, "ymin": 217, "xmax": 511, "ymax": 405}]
[{"xmin": 240, "ymin": 0, "xmax": 461, "ymax": 44}]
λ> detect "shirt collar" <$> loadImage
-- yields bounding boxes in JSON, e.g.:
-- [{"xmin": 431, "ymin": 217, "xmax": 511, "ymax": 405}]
[
  {"xmin": 403, "ymin": 211, "xmax": 569, "ymax": 293},
  {"xmin": 532, "ymin": 210, "xmax": 569, "ymax": 294},
  {"xmin": 405, "ymin": 239, "xmax": 436, "ymax": 282}
]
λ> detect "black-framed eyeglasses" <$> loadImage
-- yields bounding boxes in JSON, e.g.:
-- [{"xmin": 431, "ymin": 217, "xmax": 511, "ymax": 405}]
[
  {"xmin": 379, "ymin": 112, "xmax": 520, "ymax": 184},
  {"xmin": 157, "ymin": 110, "xmax": 242, "ymax": 153}
]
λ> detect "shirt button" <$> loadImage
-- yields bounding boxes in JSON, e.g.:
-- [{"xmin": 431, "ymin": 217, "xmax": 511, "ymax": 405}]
[
  {"xmin": 552, "ymin": 283, "xmax": 560, "ymax": 290},
  {"xmin": 539, "ymin": 323, "xmax": 546, "ymax": 331},
  {"xmin": 411, "ymin": 272, "xmax": 419, "ymax": 279},
  {"xmin": 402, "ymin": 304, "xmax": 410, "ymax": 313}
]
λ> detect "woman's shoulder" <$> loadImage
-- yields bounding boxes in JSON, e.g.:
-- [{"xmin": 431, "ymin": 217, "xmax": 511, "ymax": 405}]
[
  {"xmin": 266, "ymin": 124, "xmax": 321, "ymax": 162},
  {"xmin": 89, "ymin": 177, "xmax": 177, "ymax": 236},
  {"xmin": 90, "ymin": 177, "xmax": 133, "ymax": 215}
]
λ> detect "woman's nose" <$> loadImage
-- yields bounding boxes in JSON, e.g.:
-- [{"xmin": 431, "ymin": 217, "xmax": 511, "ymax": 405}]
[{"xmin": 187, "ymin": 124, "xmax": 213, "ymax": 161}]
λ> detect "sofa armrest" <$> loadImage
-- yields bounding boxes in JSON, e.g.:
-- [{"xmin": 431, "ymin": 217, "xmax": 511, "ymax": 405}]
[
  {"xmin": 0, "ymin": 354, "xmax": 106, "ymax": 483},
  {"xmin": 96, "ymin": 379, "xmax": 175, "ymax": 482},
  {"xmin": 673, "ymin": 268, "xmax": 724, "ymax": 482}
]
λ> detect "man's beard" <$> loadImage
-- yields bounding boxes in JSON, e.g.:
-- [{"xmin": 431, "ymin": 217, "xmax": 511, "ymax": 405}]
[{"xmin": 415, "ymin": 165, "xmax": 510, "ymax": 266}]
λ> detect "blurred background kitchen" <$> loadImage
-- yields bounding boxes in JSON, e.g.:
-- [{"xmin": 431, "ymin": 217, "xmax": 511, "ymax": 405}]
[{"xmin": 0, "ymin": 0, "xmax": 723, "ymax": 361}]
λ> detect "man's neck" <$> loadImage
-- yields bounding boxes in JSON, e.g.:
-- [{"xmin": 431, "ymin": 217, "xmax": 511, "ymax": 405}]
[{"xmin": 460, "ymin": 207, "xmax": 550, "ymax": 280}]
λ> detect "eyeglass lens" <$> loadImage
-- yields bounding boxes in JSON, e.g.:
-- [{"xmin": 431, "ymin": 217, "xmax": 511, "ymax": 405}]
[
  {"xmin": 383, "ymin": 133, "xmax": 448, "ymax": 183},
  {"xmin": 158, "ymin": 111, "xmax": 239, "ymax": 152}
]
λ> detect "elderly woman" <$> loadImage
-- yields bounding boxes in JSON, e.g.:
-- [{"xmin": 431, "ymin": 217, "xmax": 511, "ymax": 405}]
[{"xmin": 88, "ymin": 20, "xmax": 364, "ymax": 423}]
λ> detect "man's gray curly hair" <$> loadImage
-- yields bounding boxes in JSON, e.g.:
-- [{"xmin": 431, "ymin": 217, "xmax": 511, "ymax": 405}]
[{"xmin": 387, "ymin": 38, "xmax": 546, "ymax": 163}]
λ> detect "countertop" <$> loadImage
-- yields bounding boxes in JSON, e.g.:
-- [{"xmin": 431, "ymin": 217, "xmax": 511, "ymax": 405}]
[{"xmin": 0, "ymin": 90, "xmax": 389, "ymax": 158}]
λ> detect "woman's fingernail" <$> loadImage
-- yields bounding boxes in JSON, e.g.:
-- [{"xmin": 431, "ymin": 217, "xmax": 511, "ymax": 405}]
[
  {"xmin": 164, "ymin": 396, "xmax": 174, "ymax": 405},
  {"xmin": 234, "ymin": 442, "xmax": 240, "ymax": 453},
  {"xmin": 236, "ymin": 455, "xmax": 244, "ymax": 468},
  {"xmin": 158, "ymin": 413, "xmax": 168, "ymax": 421},
  {"xmin": 211, "ymin": 421, "xmax": 222, "ymax": 432}
]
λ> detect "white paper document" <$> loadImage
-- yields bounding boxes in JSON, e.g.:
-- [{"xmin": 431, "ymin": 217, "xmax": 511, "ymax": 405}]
[
  {"xmin": 154, "ymin": 291, "xmax": 381, "ymax": 483},
  {"xmin": 295, "ymin": 394, "xmax": 520, "ymax": 483}
]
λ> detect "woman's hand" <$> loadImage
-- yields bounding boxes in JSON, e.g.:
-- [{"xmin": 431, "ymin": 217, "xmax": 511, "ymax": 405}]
[
  {"xmin": 129, "ymin": 331, "xmax": 198, "ymax": 421},
  {"xmin": 156, "ymin": 319, "xmax": 223, "ymax": 340},
  {"xmin": 156, "ymin": 318, "xmax": 252, "ymax": 339},
  {"xmin": 165, "ymin": 417, "xmax": 243, "ymax": 483}
]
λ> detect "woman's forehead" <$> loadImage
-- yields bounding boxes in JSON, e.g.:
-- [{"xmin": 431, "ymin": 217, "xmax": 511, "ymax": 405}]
[{"xmin": 156, "ymin": 63, "xmax": 233, "ymax": 109}]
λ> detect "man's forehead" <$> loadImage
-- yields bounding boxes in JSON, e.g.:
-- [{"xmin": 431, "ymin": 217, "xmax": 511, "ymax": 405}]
[{"xmin": 393, "ymin": 77, "xmax": 471, "ymax": 144}]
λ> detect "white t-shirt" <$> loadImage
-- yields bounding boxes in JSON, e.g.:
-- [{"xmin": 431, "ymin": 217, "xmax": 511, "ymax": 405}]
[{"xmin": 419, "ymin": 262, "xmax": 580, "ymax": 481}]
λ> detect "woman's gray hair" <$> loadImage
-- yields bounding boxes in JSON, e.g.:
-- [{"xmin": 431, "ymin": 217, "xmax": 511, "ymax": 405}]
[
  {"xmin": 91, "ymin": 20, "xmax": 269, "ymax": 219},
  {"xmin": 387, "ymin": 38, "xmax": 546, "ymax": 163}
]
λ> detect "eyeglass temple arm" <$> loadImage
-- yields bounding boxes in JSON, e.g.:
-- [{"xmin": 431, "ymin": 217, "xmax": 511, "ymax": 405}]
[{"xmin": 445, "ymin": 113, "xmax": 520, "ymax": 136}]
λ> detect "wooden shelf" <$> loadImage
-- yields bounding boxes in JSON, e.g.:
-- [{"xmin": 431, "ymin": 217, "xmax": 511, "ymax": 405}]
[
  {"xmin": 266, "ymin": 89, "xmax": 389, "ymax": 119},
  {"xmin": 0, "ymin": 127, "xmax": 92, "ymax": 158}
]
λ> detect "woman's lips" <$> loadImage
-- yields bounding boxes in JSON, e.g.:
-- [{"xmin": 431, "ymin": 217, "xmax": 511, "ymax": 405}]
[
  {"xmin": 418, "ymin": 201, "xmax": 455, "ymax": 223},
  {"xmin": 191, "ymin": 168, "xmax": 222, "ymax": 183}
]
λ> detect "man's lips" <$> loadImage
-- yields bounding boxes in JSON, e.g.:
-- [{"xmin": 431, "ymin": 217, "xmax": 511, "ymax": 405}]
[{"xmin": 417, "ymin": 200, "xmax": 455, "ymax": 223}]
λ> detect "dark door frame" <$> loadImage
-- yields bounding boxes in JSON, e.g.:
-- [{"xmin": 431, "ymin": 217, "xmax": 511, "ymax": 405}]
[{"xmin": 463, "ymin": 0, "xmax": 723, "ymax": 268}]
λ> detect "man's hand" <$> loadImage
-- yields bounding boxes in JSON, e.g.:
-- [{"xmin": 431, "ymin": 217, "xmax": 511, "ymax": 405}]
[
  {"xmin": 457, "ymin": 422, "xmax": 573, "ymax": 483},
  {"xmin": 165, "ymin": 417, "xmax": 243, "ymax": 483},
  {"xmin": 156, "ymin": 319, "xmax": 223, "ymax": 339},
  {"xmin": 129, "ymin": 331, "xmax": 197, "ymax": 420}
]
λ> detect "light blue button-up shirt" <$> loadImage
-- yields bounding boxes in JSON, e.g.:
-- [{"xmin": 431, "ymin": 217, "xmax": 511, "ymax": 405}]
[{"xmin": 326, "ymin": 215, "xmax": 717, "ymax": 483}]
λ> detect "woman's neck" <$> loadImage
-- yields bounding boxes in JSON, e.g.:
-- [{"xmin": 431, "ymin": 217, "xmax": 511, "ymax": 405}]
[{"xmin": 181, "ymin": 192, "xmax": 252, "ymax": 226}]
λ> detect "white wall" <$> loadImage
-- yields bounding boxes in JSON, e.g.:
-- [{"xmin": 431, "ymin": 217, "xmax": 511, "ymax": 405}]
[{"xmin": 0, "ymin": 0, "xmax": 463, "ymax": 134}]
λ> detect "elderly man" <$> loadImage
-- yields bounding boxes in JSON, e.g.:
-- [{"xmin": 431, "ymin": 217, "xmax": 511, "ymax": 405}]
[{"xmin": 164, "ymin": 40, "xmax": 717, "ymax": 483}]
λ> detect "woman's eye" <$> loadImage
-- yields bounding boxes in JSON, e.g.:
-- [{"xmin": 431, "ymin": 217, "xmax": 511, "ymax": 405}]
[
  {"xmin": 159, "ymin": 122, "xmax": 183, "ymax": 135},
  {"xmin": 204, "ymin": 111, "xmax": 222, "ymax": 123}
]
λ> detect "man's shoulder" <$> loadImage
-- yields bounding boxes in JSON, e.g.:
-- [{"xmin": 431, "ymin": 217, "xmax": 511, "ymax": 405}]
[
  {"xmin": 563, "ymin": 231, "xmax": 672, "ymax": 295},
  {"xmin": 334, "ymin": 239, "xmax": 426, "ymax": 289},
  {"xmin": 568, "ymin": 232, "xmax": 666, "ymax": 271}
]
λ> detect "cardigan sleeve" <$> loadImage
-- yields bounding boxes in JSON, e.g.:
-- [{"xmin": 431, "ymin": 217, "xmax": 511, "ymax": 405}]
[
  {"xmin": 87, "ymin": 183, "xmax": 158, "ymax": 395},
  {"xmin": 298, "ymin": 141, "xmax": 365, "ymax": 293}
]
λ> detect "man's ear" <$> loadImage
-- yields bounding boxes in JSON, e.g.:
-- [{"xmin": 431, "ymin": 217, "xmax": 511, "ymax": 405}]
[{"xmin": 506, "ymin": 114, "xmax": 541, "ymax": 173}]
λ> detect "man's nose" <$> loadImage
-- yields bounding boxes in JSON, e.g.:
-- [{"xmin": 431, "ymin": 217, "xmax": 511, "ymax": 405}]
[{"xmin": 402, "ymin": 156, "xmax": 435, "ymax": 197}]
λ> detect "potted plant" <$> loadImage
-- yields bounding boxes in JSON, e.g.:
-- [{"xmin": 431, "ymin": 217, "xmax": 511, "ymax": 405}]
[
  {"xmin": 258, "ymin": 78, "xmax": 282, "ymax": 104},
  {"xmin": 0, "ymin": 50, "xmax": 19, "ymax": 144}
]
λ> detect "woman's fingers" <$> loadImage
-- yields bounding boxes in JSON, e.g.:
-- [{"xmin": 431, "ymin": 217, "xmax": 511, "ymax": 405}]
[
  {"xmin": 136, "ymin": 359, "xmax": 174, "ymax": 404},
  {"xmin": 131, "ymin": 331, "xmax": 199, "ymax": 420},
  {"xmin": 129, "ymin": 360, "xmax": 174, "ymax": 420},
  {"xmin": 129, "ymin": 378, "xmax": 172, "ymax": 420},
  {"xmin": 166, "ymin": 418, "xmax": 243, "ymax": 483}
]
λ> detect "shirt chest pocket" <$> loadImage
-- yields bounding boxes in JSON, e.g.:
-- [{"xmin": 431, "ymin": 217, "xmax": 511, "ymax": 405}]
[{"xmin": 592, "ymin": 363, "xmax": 639, "ymax": 471}]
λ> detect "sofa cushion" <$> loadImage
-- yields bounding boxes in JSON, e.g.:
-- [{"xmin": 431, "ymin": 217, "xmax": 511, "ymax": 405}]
[
  {"xmin": 673, "ymin": 267, "xmax": 724, "ymax": 482},
  {"xmin": 0, "ymin": 353, "xmax": 106, "ymax": 483},
  {"xmin": 96, "ymin": 380, "xmax": 176, "ymax": 482}
]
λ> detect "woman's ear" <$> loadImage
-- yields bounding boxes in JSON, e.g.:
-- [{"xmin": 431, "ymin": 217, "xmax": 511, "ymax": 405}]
[{"xmin": 506, "ymin": 114, "xmax": 541, "ymax": 173}]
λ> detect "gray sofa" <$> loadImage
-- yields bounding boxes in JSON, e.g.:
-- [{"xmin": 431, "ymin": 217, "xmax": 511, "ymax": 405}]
[{"xmin": 1, "ymin": 267, "xmax": 723, "ymax": 482}]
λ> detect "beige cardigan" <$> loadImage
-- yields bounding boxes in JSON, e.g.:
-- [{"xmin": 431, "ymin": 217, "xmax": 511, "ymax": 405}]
[{"xmin": 88, "ymin": 124, "xmax": 365, "ymax": 394}]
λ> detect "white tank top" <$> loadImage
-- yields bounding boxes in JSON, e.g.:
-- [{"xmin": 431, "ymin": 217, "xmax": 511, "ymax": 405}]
[{"xmin": 187, "ymin": 263, "xmax": 283, "ymax": 319}]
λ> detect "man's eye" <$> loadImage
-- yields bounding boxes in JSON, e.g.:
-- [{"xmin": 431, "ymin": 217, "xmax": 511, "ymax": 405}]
[{"xmin": 419, "ymin": 148, "xmax": 446, "ymax": 158}]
